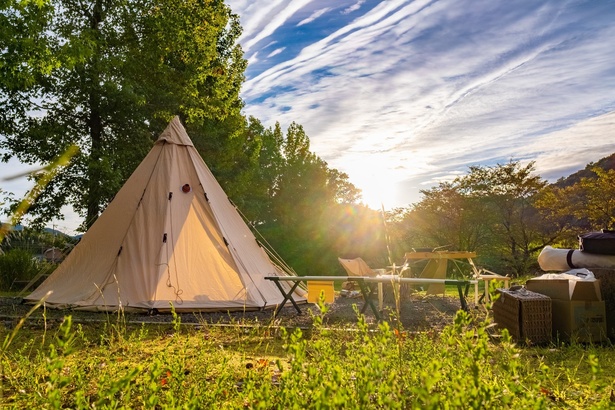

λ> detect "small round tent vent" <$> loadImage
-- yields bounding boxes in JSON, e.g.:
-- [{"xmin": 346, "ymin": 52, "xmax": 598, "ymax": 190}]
[{"xmin": 181, "ymin": 183, "xmax": 192, "ymax": 193}]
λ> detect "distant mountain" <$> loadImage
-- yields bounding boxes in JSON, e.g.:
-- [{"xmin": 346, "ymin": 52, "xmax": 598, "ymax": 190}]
[
  {"xmin": 1, "ymin": 223, "xmax": 73, "ymax": 238},
  {"xmin": 553, "ymin": 152, "xmax": 615, "ymax": 188}
]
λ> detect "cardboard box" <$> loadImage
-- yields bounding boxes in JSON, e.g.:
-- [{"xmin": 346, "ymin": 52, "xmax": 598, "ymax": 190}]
[
  {"xmin": 493, "ymin": 289, "xmax": 552, "ymax": 344},
  {"xmin": 526, "ymin": 279, "xmax": 602, "ymax": 301},
  {"xmin": 551, "ymin": 300, "xmax": 607, "ymax": 343},
  {"xmin": 307, "ymin": 281, "xmax": 335, "ymax": 303}
]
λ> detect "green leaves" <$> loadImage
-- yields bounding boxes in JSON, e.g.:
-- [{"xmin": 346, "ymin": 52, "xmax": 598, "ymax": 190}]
[
  {"xmin": 2, "ymin": 308, "xmax": 615, "ymax": 408},
  {"xmin": 1, "ymin": 0, "xmax": 246, "ymax": 229},
  {"xmin": 391, "ymin": 161, "xmax": 553, "ymax": 276}
]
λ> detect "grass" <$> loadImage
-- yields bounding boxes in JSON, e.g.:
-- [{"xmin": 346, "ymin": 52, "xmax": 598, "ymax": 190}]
[{"xmin": 1, "ymin": 299, "xmax": 614, "ymax": 409}]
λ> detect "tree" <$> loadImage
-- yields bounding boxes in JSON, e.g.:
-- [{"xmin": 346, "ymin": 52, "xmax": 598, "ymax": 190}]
[
  {"xmin": 537, "ymin": 167, "xmax": 615, "ymax": 241},
  {"xmin": 458, "ymin": 161, "xmax": 552, "ymax": 275},
  {"xmin": 575, "ymin": 167, "xmax": 615, "ymax": 229},
  {"xmin": 0, "ymin": 0, "xmax": 245, "ymax": 230},
  {"xmin": 0, "ymin": 0, "xmax": 57, "ymax": 136},
  {"xmin": 391, "ymin": 161, "xmax": 553, "ymax": 276},
  {"xmin": 239, "ymin": 121, "xmax": 367, "ymax": 275},
  {"xmin": 404, "ymin": 182, "xmax": 494, "ymax": 252},
  {"xmin": 227, "ymin": 118, "xmax": 285, "ymax": 224}
]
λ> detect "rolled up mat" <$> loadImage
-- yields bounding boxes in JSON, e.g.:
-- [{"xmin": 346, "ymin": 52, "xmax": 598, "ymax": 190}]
[{"xmin": 538, "ymin": 246, "xmax": 615, "ymax": 271}]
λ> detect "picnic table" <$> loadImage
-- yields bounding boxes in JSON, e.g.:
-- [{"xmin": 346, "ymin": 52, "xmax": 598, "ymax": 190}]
[
  {"xmin": 404, "ymin": 251, "xmax": 510, "ymax": 303},
  {"xmin": 265, "ymin": 275, "xmax": 473, "ymax": 321}
]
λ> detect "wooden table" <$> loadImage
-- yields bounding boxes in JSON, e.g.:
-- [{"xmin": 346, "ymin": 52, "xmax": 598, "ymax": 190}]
[{"xmin": 265, "ymin": 276, "xmax": 473, "ymax": 321}]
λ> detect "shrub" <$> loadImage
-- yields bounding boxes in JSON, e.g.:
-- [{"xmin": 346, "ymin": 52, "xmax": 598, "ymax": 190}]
[{"xmin": 0, "ymin": 248, "xmax": 43, "ymax": 290}]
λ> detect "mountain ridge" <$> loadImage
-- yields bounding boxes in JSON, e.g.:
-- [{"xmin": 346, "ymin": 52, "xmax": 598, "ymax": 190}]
[{"xmin": 553, "ymin": 152, "xmax": 615, "ymax": 188}]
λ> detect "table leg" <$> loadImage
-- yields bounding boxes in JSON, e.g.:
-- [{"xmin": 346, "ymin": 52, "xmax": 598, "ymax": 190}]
[
  {"xmin": 357, "ymin": 280, "xmax": 381, "ymax": 321},
  {"xmin": 465, "ymin": 281, "xmax": 479, "ymax": 305},
  {"xmin": 474, "ymin": 281, "xmax": 479, "ymax": 305},
  {"xmin": 456, "ymin": 283, "xmax": 469, "ymax": 311},
  {"xmin": 271, "ymin": 280, "xmax": 302, "ymax": 317}
]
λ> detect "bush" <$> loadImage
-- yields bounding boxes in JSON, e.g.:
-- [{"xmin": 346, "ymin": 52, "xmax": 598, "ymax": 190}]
[{"xmin": 0, "ymin": 248, "xmax": 43, "ymax": 290}]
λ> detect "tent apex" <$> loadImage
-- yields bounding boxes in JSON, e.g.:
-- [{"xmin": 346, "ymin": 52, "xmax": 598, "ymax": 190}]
[{"xmin": 156, "ymin": 116, "xmax": 194, "ymax": 147}]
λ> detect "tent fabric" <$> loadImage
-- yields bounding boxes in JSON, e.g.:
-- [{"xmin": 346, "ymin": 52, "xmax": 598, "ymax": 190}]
[
  {"xmin": 538, "ymin": 245, "xmax": 615, "ymax": 271},
  {"xmin": 26, "ymin": 116, "xmax": 305, "ymax": 311}
]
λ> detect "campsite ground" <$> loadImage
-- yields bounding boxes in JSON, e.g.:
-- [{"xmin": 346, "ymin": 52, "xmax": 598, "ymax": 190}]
[
  {"xmin": 3, "ymin": 292, "xmax": 615, "ymax": 408},
  {"xmin": 0, "ymin": 292, "xmax": 477, "ymax": 332}
]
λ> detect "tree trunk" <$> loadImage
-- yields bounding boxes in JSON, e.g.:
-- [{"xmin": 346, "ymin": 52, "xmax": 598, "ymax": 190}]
[{"xmin": 86, "ymin": 0, "xmax": 104, "ymax": 229}]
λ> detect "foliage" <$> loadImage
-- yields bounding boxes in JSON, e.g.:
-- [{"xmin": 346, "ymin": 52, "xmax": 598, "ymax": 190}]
[
  {"xmin": 538, "ymin": 167, "xmax": 615, "ymax": 236},
  {"xmin": 0, "ymin": 0, "xmax": 57, "ymax": 101},
  {"xmin": 235, "ymin": 120, "xmax": 380, "ymax": 275},
  {"xmin": 1, "ymin": 308, "xmax": 615, "ymax": 408},
  {"xmin": 0, "ymin": 226, "xmax": 70, "ymax": 290},
  {"xmin": 1, "ymin": 226, "xmax": 75, "ymax": 255},
  {"xmin": 458, "ymin": 161, "xmax": 552, "ymax": 275},
  {"xmin": 0, "ymin": 248, "xmax": 44, "ymax": 290},
  {"xmin": 0, "ymin": 0, "xmax": 246, "ymax": 230},
  {"xmin": 389, "ymin": 161, "xmax": 561, "ymax": 276}
]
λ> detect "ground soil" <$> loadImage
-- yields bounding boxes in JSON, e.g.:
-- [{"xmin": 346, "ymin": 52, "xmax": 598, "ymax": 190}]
[{"xmin": 0, "ymin": 292, "xmax": 484, "ymax": 332}]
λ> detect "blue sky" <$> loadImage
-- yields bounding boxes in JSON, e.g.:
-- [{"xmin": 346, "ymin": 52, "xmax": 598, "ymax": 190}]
[
  {"xmin": 227, "ymin": 0, "xmax": 615, "ymax": 209},
  {"xmin": 3, "ymin": 0, "xmax": 615, "ymax": 234}
]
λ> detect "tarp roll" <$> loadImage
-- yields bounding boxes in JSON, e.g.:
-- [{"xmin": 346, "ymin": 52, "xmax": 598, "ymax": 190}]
[{"xmin": 538, "ymin": 246, "xmax": 615, "ymax": 271}]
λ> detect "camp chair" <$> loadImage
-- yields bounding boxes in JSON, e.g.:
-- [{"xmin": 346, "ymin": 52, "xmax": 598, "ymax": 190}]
[
  {"xmin": 338, "ymin": 257, "xmax": 404, "ymax": 310},
  {"xmin": 337, "ymin": 257, "xmax": 378, "ymax": 277},
  {"xmin": 337, "ymin": 257, "xmax": 378, "ymax": 296}
]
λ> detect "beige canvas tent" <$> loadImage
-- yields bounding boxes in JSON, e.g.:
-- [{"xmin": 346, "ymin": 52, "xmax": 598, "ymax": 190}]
[{"xmin": 26, "ymin": 117, "xmax": 305, "ymax": 311}]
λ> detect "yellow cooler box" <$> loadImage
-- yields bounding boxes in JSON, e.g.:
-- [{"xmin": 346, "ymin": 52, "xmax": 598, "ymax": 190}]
[{"xmin": 307, "ymin": 281, "xmax": 335, "ymax": 303}]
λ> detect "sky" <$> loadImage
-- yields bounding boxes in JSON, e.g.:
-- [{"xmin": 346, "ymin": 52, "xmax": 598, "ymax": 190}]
[
  {"xmin": 2, "ymin": 0, "xmax": 615, "ymax": 235},
  {"xmin": 226, "ymin": 0, "xmax": 615, "ymax": 209}
]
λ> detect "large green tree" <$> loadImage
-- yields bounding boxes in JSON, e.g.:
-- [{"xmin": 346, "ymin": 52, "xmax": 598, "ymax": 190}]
[
  {"xmin": 237, "ymin": 120, "xmax": 370, "ymax": 275},
  {"xmin": 0, "ymin": 0, "xmax": 245, "ymax": 230},
  {"xmin": 391, "ymin": 161, "xmax": 556, "ymax": 276},
  {"xmin": 458, "ymin": 161, "xmax": 554, "ymax": 274}
]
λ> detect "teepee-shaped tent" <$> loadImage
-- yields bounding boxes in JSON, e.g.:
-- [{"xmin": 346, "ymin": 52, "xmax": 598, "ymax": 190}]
[{"xmin": 26, "ymin": 117, "xmax": 305, "ymax": 311}]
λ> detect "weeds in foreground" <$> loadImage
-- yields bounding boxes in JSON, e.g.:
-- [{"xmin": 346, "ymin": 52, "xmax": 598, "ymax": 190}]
[{"xmin": 1, "ymin": 301, "xmax": 614, "ymax": 408}]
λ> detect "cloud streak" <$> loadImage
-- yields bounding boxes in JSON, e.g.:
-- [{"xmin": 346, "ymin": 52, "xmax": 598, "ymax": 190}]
[{"xmin": 227, "ymin": 0, "xmax": 615, "ymax": 208}]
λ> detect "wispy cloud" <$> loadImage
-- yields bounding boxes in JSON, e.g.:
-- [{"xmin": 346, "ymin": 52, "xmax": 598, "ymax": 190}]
[
  {"xmin": 343, "ymin": 0, "xmax": 366, "ymax": 15},
  {"xmin": 232, "ymin": 0, "xmax": 315, "ymax": 54},
  {"xmin": 267, "ymin": 47, "xmax": 286, "ymax": 58},
  {"xmin": 297, "ymin": 7, "xmax": 331, "ymax": 26},
  {"xmin": 225, "ymin": 0, "xmax": 615, "ymax": 208}
]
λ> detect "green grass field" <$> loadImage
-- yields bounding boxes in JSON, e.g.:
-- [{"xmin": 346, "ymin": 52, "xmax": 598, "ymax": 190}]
[{"xmin": 1, "ymin": 300, "xmax": 614, "ymax": 409}]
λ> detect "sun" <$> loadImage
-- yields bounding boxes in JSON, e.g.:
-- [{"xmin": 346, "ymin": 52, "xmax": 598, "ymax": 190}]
[{"xmin": 355, "ymin": 174, "xmax": 400, "ymax": 211}]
